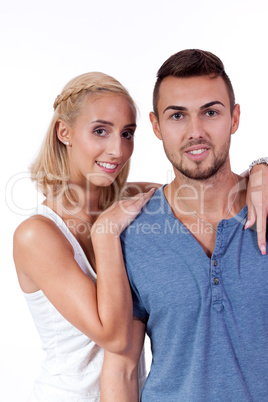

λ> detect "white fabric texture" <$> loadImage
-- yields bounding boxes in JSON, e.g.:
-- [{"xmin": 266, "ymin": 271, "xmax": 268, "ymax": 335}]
[
  {"xmin": 23, "ymin": 205, "xmax": 146, "ymax": 401},
  {"xmin": 24, "ymin": 205, "xmax": 103, "ymax": 401}
]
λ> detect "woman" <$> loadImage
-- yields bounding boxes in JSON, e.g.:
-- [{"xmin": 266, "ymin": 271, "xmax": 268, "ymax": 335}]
[
  {"xmin": 13, "ymin": 72, "xmax": 151, "ymax": 401},
  {"xmin": 13, "ymin": 71, "xmax": 267, "ymax": 401}
]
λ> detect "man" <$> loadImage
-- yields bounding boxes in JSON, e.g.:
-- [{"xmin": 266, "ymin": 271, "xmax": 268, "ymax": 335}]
[{"xmin": 101, "ymin": 50, "xmax": 268, "ymax": 401}]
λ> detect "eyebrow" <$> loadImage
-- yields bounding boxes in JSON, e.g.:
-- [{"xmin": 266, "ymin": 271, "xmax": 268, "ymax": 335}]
[
  {"xmin": 90, "ymin": 119, "xmax": 137, "ymax": 128},
  {"xmin": 163, "ymin": 106, "xmax": 186, "ymax": 114},
  {"xmin": 163, "ymin": 101, "xmax": 225, "ymax": 114},
  {"xmin": 91, "ymin": 119, "xmax": 114, "ymax": 126},
  {"xmin": 200, "ymin": 101, "xmax": 225, "ymax": 110}
]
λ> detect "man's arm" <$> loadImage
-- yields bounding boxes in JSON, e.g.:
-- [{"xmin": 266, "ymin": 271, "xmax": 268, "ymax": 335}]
[
  {"xmin": 100, "ymin": 318, "xmax": 146, "ymax": 401},
  {"xmin": 245, "ymin": 163, "xmax": 268, "ymax": 255}
]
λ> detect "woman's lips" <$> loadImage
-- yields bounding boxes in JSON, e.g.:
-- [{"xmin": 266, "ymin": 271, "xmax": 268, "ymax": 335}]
[{"xmin": 95, "ymin": 161, "xmax": 119, "ymax": 173}]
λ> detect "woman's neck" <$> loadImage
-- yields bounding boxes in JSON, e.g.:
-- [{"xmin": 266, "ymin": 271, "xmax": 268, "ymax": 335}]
[{"xmin": 44, "ymin": 183, "xmax": 103, "ymax": 224}]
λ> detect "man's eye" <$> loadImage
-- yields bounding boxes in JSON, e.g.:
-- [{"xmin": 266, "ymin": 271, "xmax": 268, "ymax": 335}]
[
  {"xmin": 172, "ymin": 113, "xmax": 183, "ymax": 120},
  {"xmin": 206, "ymin": 110, "xmax": 217, "ymax": 117}
]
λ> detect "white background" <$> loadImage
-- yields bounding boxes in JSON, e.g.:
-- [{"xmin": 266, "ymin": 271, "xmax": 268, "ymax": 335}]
[{"xmin": 1, "ymin": 0, "xmax": 268, "ymax": 400}]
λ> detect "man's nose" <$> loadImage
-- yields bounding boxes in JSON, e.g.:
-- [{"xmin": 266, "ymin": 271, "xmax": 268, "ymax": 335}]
[{"xmin": 187, "ymin": 116, "xmax": 205, "ymax": 140}]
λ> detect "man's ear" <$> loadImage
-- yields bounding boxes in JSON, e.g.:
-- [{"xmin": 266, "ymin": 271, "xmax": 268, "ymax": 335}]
[
  {"xmin": 149, "ymin": 112, "xmax": 162, "ymax": 140},
  {"xmin": 231, "ymin": 104, "xmax": 240, "ymax": 135},
  {"xmin": 56, "ymin": 119, "xmax": 72, "ymax": 145}
]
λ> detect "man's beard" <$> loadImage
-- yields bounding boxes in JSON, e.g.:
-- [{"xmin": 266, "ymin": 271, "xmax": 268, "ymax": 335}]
[{"xmin": 164, "ymin": 136, "xmax": 231, "ymax": 181}]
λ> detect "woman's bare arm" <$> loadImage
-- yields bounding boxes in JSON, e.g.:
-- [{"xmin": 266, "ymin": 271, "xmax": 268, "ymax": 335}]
[
  {"xmin": 13, "ymin": 191, "xmax": 154, "ymax": 353},
  {"xmin": 126, "ymin": 182, "xmax": 162, "ymax": 196},
  {"xmin": 100, "ymin": 318, "xmax": 146, "ymax": 401}
]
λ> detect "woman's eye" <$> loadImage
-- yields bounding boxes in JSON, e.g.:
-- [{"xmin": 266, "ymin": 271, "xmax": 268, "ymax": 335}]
[
  {"xmin": 94, "ymin": 129, "xmax": 106, "ymax": 136},
  {"xmin": 121, "ymin": 131, "xmax": 134, "ymax": 140},
  {"xmin": 172, "ymin": 113, "xmax": 183, "ymax": 120}
]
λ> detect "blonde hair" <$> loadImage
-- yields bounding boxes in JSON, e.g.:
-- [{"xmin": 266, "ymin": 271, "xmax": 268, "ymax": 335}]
[{"xmin": 31, "ymin": 72, "xmax": 136, "ymax": 210}]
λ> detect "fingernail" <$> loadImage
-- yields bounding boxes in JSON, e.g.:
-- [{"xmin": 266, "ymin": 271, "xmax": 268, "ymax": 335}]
[
  {"xmin": 244, "ymin": 220, "xmax": 250, "ymax": 229},
  {"xmin": 261, "ymin": 245, "xmax": 266, "ymax": 255},
  {"xmin": 149, "ymin": 188, "xmax": 156, "ymax": 192}
]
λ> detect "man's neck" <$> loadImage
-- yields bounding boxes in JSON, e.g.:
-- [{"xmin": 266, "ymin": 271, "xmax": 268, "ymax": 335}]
[
  {"xmin": 164, "ymin": 167, "xmax": 246, "ymax": 258},
  {"xmin": 166, "ymin": 164, "xmax": 246, "ymax": 223}
]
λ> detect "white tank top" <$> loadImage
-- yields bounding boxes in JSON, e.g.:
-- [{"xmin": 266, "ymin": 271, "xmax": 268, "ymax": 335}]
[{"xmin": 24, "ymin": 205, "xmax": 146, "ymax": 401}]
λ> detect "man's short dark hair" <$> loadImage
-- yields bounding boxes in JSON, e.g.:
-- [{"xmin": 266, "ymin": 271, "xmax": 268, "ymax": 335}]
[{"xmin": 153, "ymin": 49, "xmax": 235, "ymax": 119}]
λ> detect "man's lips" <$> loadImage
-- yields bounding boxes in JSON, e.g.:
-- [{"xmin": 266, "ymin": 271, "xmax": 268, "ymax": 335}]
[
  {"xmin": 184, "ymin": 145, "xmax": 210, "ymax": 160},
  {"xmin": 185, "ymin": 145, "xmax": 210, "ymax": 154}
]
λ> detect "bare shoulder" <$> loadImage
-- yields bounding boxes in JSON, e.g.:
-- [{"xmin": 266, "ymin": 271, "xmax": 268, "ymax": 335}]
[
  {"xmin": 13, "ymin": 215, "xmax": 74, "ymax": 271},
  {"xmin": 13, "ymin": 215, "xmax": 75, "ymax": 292},
  {"xmin": 126, "ymin": 181, "xmax": 162, "ymax": 196},
  {"xmin": 14, "ymin": 215, "xmax": 47, "ymax": 245},
  {"xmin": 14, "ymin": 215, "xmax": 72, "ymax": 251}
]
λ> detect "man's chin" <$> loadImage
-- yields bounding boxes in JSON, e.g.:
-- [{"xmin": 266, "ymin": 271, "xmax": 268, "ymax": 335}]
[
  {"xmin": 181, "ymin": 172, "xmax": 215, "ymax": 181},
  {"xmin": 176, "ymin": 163, "xmax": 224, "ymax": 181}
]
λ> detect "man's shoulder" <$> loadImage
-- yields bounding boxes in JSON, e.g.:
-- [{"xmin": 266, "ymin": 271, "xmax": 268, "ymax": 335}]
[
  {"xmin": 122, "ymin": 186, "xmax": 166, "ymax": 234},
  {"xmin": 121, "ymin": 187, "xmax": 167, "ymax": 245}
]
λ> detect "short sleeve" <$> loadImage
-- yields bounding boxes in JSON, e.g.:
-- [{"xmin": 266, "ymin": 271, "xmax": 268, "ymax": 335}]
[
  {"xmin": 130, "ymin": 278, "xmax": 148, "ymax": 319},
  {"xmin": 121, "ymin": 235, "xmax": 148, "ymax": 320}
]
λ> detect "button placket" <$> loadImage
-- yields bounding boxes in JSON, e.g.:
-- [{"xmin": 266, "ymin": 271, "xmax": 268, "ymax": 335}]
[{"xmin": 211, "ymin": 257, "xmax": 223, "ymax": 312}]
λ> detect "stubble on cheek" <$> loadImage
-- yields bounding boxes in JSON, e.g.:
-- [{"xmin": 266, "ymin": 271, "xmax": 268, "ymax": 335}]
[{"xmin": 163, "ymin": 137, "xmax": 231, "ymax": 181}]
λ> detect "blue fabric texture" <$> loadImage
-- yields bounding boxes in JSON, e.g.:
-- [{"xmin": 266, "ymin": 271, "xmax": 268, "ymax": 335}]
[{"xmin": 121, "ymin": 186, "xmax": 268, "ymax": 402}]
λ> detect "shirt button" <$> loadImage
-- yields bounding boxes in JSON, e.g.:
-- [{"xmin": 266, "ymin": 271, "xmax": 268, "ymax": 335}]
[
  {"xmin": 214, "ymin": 278, "xmax": 220, "ymax": 285},
  {"xmin": 213, "ymin": 260, "xmax": 217, "ymax": 266}
]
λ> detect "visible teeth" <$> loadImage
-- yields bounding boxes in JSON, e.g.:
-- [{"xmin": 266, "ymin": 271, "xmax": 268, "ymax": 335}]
[
  {"xmin": 96, "ymin": 162, "xmax": 117, "ymax": 169},
  {"xmin": 188, "ymin": 148, "xmax": 207, "ymax": 155}
]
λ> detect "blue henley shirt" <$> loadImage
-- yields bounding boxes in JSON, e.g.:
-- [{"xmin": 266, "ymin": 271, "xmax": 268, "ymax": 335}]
[{"xmin": 121, "ymin": 186, "xmax": 268, "ymax": 402}]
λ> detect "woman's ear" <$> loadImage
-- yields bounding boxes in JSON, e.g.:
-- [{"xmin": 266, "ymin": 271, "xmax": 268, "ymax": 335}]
[
  {"xmin": 56, "ymin": 119, "xmax": 71, "ymax": 146},
  {"xmin": 149, "ymin": 112, "xmax": 162, "ymax": 140}
]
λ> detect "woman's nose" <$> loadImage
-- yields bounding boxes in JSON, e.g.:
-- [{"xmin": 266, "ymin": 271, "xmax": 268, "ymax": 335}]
[{"xmin": 106, "ymin": 135, "xmax": 123, "ymax": 158}]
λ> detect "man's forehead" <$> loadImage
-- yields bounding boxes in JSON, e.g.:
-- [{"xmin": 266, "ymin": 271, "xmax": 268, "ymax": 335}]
[{"xmin": 158, "ymin": 75, "xmax": 229, "ymax": 108}]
